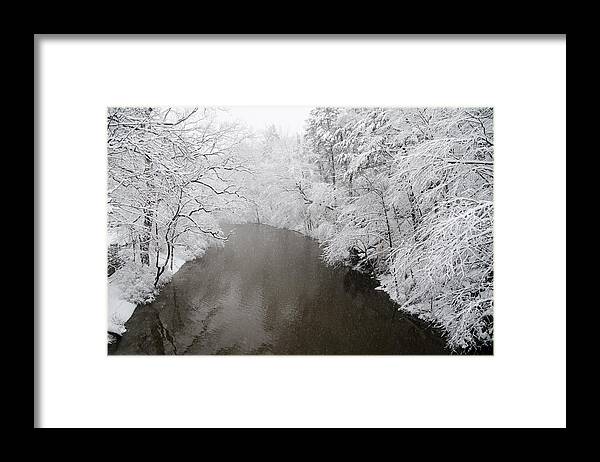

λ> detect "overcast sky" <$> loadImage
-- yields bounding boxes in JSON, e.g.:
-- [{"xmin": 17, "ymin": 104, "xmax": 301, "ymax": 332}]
[{"xmin": 220, "ymin": 106, "xmax": 312, "ymax": 137}]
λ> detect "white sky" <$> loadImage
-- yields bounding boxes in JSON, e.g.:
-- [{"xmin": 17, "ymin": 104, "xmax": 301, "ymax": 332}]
[{"xmin": 219, "ymin": 106, "xmax": 312, "ymax": 137}]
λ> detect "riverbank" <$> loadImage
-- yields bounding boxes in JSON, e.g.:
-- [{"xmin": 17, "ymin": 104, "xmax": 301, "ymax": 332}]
[{"xmin": 107, "ymin": 251, "xmax": 190, "ymax": 342}]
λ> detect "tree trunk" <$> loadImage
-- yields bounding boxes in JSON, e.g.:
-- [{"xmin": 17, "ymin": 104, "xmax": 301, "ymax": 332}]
[
  {"xmin": 140, "ymin": 212, "xmax": 152, "ymax": 266},
  {"xmin": 382, "ymin": 196, "xmax": 400, "ymax": 299},
  {"xmin": 330, "ymin": 148, "xmax": 336, "ymax": 187},
  {"xmin": 407, "ymin": 186, "xmax": 422, "ymax": 234},
  {"xmin": 140, "ymin": 150, "xmax": 153, "ymax": 266},
  {"xmin": 131, "ymin": 232, "xmax": 137, "ymax": 263},
  {"xmin": 348, "ymin": 173, "xmax": 353, "ymax": 196}
]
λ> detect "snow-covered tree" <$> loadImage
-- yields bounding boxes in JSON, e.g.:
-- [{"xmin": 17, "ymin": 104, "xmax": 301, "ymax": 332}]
[{"xmin": 107, "ymin": 107, "xmax": 250, "ymax": 298}]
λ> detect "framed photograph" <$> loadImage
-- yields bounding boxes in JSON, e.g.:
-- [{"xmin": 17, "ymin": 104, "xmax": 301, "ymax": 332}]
[{"xmin": 35, "ymin": 34, "xmax": 566, "ymax": 428}]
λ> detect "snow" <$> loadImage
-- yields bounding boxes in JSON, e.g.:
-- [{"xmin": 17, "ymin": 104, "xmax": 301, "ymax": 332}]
[
  {"xmin": 107, "ymin": 277, "xmax": 135, "ymax": 335},
  {"xmin": 107, "ymin": 251, "xmax": 189, "ymax": 337}
]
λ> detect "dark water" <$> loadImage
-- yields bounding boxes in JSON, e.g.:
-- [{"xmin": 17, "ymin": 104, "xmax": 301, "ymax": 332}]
[{"xmin": 109, "ymin": 224, "xmax": 449, "ymax": 355}]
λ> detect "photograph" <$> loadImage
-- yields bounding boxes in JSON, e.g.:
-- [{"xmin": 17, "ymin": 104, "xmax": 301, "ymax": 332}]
[{"xmin": 106, "ymin": 106, "xmax": 494, "ymax": 355}]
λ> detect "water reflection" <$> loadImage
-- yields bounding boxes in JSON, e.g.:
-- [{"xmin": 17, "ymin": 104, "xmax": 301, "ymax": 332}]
[{"xmin": 109, "ymin": 224, "xmax": 449, "ymax": 355}]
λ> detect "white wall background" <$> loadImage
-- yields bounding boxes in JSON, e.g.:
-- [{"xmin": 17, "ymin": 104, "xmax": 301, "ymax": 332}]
[{"xmin": 36, "ymin": 36, "xmax": 566, "ymax": 428}]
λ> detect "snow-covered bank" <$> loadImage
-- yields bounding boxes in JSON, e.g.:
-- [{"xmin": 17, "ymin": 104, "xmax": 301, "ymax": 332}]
[
  {"xmin": 107, "ymin": 251, "xmax": 190, "ymax": 340},
  {"xmin": 107, "ymin": 279, "xmax": 135, "ymax": 336}
]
